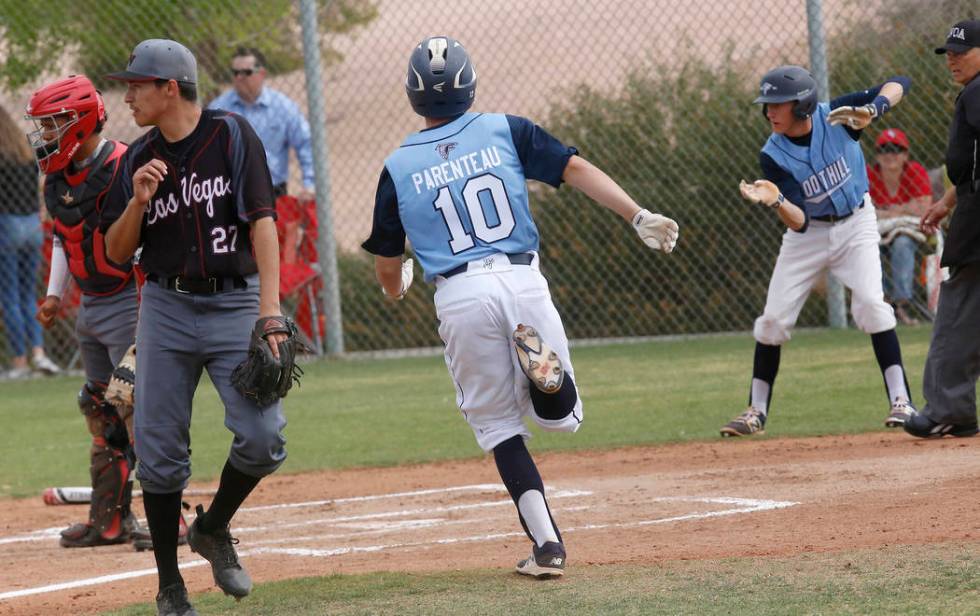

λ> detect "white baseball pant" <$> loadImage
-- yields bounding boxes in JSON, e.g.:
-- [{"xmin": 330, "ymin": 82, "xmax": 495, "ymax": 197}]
[
  {"xmin": 755, "ymin": 195, "xmax": 897, "ymax": 345},
  {"xmin": 434, "ymin": 252, "xmax": 583, "ymax": 452}
]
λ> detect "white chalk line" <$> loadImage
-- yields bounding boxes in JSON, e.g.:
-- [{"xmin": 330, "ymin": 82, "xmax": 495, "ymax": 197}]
[
  {"xmin": 234, "ymin": 489, "xmax": 591, "ymax": 535},
  {"xmin": 0, "ymin": 483, "xmax": 528, "ymax": 546},
  {"xmin": 0, "ymin": 491, "xmax": 797, "ymax": 601},
  {"xmin": 241, "ymin": 483, "xmax": 508, "ymax": 513},
  {"xmin": 246, "ymin": 504, "xmax": 596, "ymax": 547},
  {"xmin": 247, "ymin": 497, "xmax": 799, "ymax": 558}
]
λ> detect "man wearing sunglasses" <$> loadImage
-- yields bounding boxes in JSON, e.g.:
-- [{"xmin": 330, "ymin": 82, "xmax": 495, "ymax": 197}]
[
  {"xmin": 866, "ymin": 128, "xmax": 932, "ymax": 325},
  {"xmin": 905, "ymin": 19, "xmax": 980, "ymax": 439},
  {"xmin": 208, "ymin": 47, "xmax": 315, "ymax": 201}
]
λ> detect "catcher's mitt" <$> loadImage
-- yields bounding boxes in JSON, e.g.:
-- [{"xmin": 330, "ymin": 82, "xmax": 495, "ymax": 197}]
[
  {"xmin": 105, "ymin": 344, "xmax": 136, "ymax": 408},
  {"xmin": 230, "ymin": 316, "xmax": 307, "ymax": 408}
]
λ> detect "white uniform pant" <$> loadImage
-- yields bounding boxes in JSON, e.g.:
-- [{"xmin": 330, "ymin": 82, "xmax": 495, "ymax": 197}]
[
  {"xmin": 434, "ymin": 253, "xmax": 582, "ymax": 452},
  {"xmin": 755, "ymin": 199, "xmax": 897, "ymax": 345}
]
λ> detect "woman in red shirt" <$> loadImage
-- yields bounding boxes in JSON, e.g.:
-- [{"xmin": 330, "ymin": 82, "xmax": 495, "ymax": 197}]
[{"xmin": 866, "ymin": 128, "xmax": 932, "ymax": 324}]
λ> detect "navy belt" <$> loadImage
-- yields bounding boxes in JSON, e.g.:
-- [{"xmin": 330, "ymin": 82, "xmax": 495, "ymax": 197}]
[
  {"xmin": 812, "ymin": 202, "xmax": 864, "ymax": 223},
  {"xmin": 441, "ymin": 252, "xmax": 535, "ymax": 279},
  {"xmin": 147, "ymin": 274, "xmax": 248, "ymax": 294}
]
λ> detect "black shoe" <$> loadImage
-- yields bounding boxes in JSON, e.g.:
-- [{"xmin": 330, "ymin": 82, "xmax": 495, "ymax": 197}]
[
  {"xmin": 156, "ymin": 582, "xmax": 197, "ymax": 616},
  {"xmin": 903, "ymin": 413, "xmax": 979, "ymax": 439},
  {"xmin": 516, "ymin": 541, "xmax": 566, "ymax": 578},
  {"xmin": 187, "ymin": 504, "xmax": 252, "ymax": 598}
]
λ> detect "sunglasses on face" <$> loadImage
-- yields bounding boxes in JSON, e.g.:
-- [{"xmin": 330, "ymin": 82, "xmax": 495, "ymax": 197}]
[
  {"xmin": 231, "ymin": 68, "xmax": 256, "ymax": 77},
  {"xmin": 876, "ymin": 144, "xmax": 907, "ymax": 154}
]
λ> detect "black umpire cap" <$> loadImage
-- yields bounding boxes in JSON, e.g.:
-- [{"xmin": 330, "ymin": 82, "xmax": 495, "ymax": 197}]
[
  {"xmin": 106, "ymin": 39, "xmax": 198, "ymax": 84},
  {"xmin": 935, "ymin": 19, "xmax": 980, "ymax": 54}
]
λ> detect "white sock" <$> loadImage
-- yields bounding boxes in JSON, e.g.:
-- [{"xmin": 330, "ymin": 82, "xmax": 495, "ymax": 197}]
[
  {"xmin": 517, "ymin": 490, "xmax": 559, "ymax": 547},
  {"xmin": 751, "ymin": 378, "xmax": 771, "ymax": 415},
  {"xmin": 884, "ymin": 365, "xmax": 909, "ymax": 403}
]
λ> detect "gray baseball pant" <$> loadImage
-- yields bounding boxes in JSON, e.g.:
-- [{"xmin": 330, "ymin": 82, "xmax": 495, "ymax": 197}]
[
  {"xmin": 134, "ymin": 275, "xmax": 287, "ymax": 494},
  {"xmin": 75, "ymin": 281, "xmax": 138, "ymax": 384},
  {"xmin": 921, "ymin": 262, "xmax": 980, "ymax": 424}
]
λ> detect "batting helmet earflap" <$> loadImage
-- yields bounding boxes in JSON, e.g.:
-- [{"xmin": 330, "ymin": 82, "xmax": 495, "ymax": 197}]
[
  {"xmin": 25, "ymin": 75, "xmax": 107, "ymax": 174},
  {"xmin": 405, "ymin": 36, "xmax": 477, "ymax": 118},
  {"xmin": 753, "ymin": 65, "xmax": 818, "ymax": 120}
]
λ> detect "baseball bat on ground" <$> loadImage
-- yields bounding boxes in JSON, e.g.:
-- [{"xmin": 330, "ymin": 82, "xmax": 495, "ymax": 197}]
[{"xmin": 42, "ymin": 486, "xmax": 217, "ymax": 505}]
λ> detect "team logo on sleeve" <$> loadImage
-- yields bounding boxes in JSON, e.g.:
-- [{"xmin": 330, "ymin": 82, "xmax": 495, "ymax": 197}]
[{"xmin": 436, "ymin": 142, "xmax": 458, "ymax": 160}]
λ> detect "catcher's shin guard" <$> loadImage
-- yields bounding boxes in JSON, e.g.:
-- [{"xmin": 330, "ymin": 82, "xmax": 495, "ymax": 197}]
[{"xmin": 60, "ymin": 446, "xmax": 133, "ymax": 547}]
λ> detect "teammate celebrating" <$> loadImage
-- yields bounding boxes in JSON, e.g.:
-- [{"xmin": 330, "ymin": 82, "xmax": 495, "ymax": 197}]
[
  {"xmin": 102, "ymin": 40, "xmax": 289, "ymax": 616},
  {"xmin": 27, "ymin": 75, "xmax": 142, "ymax": 548},
  {"xmin": 721, "ymin": 65, "xmax": 916, "ymax": 437},
  {"xmin": 364, "ymin": 36, "xmax": 678, "ymax": 578}
]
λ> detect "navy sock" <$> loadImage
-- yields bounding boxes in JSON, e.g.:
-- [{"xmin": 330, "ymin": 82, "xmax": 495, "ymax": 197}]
[
  {"xmin": 750, "ymin": 343, "xmax": 781, "ymax": 411},
  {"xmin": 493, "ymin": 435, "xmax": 562, "ymax": 544},
  {"xmin": 871, "ymin": 329, "xmax": 912, "ymax": 403},
  {"xmin": 528, "ymin": 374, "xmax": 578, "ymax": 420},
  {"xmin": 142, "ymin": 490, "xmax": 183, "ymax": 591},
  {"xmin": 198, "ymin": 460, "xmax": 260, "ymax": 532}
]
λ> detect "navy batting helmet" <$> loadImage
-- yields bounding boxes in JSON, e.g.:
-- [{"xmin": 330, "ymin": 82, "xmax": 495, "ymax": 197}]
[
  {"xmin": 753, "ymin": 65, "xmax": 817, "ymax": 120},
  {"xmin": 405, "ymin": 36, "xmax": 476, "ymax": 118}
]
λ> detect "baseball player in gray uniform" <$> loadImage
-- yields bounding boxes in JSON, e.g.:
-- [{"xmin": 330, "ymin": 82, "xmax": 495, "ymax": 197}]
[
  {"xmin": 28, "ymin": 74, "xmax": 142, "ymax": 549},
  {"xmin": 101, "ymin": 40, "xmax": 288, "ymax": 616}
]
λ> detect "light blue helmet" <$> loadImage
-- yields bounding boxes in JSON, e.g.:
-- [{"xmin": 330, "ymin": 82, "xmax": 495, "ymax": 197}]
[{"xmin": 405, "ymin": 36, "xmax": 477, "ymax": 118}]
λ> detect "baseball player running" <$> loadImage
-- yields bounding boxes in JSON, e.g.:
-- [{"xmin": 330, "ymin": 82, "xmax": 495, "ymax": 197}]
[
  {"xmin": 101, "ymin": 40, "xmax": 288, "ymax": 616},
  {"xmin": 721, "ymin": 65, "xmax": 916, "ymax": 437},
  {"xmin": 364, "ymin": 36, "xmax": 678, "ymax": 578},
  {"xmin": 27, "ymin": 75, "xmax": 144, "ymax": 548}
]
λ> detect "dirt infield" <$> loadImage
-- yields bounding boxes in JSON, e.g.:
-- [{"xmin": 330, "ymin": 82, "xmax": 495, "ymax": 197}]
[{"xmin": 0, "ymin": 432, "xmax": 977, "ymax": 615}]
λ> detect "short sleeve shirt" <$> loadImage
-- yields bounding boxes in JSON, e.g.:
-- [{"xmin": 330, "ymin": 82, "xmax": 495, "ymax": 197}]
[{"xmin": 100, "ymin": 109, "xmax": 275, "ymax": 278}]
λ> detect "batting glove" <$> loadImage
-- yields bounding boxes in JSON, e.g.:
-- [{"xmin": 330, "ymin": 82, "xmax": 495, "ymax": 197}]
[
  {"xmin": 383, "ymin": 258, "xmax": 415, "ymax": 300},
  {"xmin": 827, "ymin": 97, "xmax": 888, "ymax": 130},
  {"xmin": 632, "ymin": 209, "xmax": 679, "ymax": 254},
  {"xmin": 739, "ymin": 179, "xmax": 783, "ymax": 209}
]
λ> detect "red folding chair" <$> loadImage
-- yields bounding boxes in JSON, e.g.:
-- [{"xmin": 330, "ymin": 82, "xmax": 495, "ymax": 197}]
[{"xmin": 275, "ymin": 195, "xmax": 324, "ymax": 355}]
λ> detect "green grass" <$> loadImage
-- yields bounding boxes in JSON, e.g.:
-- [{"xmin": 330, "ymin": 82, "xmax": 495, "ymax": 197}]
[
  {"xmin": 104, "ymin": 542, "xmax": 980, "ymax": 616},
  {"xmin": 5, "ymin": 325, "xmax": 977, "ymax": 615},
  {"xmin": 0, "ymin": 326, "xmax": 938, "ymax": 498}
]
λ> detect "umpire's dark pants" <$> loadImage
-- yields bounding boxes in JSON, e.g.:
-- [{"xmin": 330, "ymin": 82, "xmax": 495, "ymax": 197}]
[{"xmin": 921, "ymin": 262, "xmax": 980, "ymax": 424}]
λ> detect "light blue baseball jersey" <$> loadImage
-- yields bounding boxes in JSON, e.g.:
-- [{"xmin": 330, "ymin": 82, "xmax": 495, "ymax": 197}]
[
  {"xmin": 762, "ymin": 102, "xmax": 869, "ymax": 220},
  {"xmin": 363, "ymin": 112, "xmax": 577, "ymax": 281}
]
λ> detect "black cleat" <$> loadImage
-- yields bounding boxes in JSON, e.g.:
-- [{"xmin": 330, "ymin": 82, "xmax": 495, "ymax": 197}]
[
  {"xmin": 187, "ymin": 505, "xmax": 252, "ymax": 598},
  {"xmin": 516, "ymin": 541, "xmax": 566, "ymax": 579},
  {"xmin": 156, "ymin": 582, "xmax": 197, "ymax": 616},
  {"xmin": 903, "ymin": 413, "xmax": 978, "ymax": 439}
]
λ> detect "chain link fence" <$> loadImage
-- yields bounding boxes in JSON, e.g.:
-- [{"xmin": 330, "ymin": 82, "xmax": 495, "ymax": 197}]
[{"xmin": 0, "ymin": 0, "xmax": 973, "ymax": 372}]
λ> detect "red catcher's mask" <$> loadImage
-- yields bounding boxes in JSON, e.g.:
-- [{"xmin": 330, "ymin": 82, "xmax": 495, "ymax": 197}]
[{"xmin": 25, "ymin": 75, "xmax": 106, "ymax": 174}]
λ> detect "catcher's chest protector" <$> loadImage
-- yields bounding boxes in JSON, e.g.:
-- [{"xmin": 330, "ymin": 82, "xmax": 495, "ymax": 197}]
[{"xmin": 44, "ymin": 140, "xmax": 133, "ymax": 295}]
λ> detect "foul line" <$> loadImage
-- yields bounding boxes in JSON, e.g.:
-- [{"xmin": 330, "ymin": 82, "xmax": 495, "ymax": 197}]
[{"xmin": 0, "ymin": 484, "xmax": 516, "ymax": 546}]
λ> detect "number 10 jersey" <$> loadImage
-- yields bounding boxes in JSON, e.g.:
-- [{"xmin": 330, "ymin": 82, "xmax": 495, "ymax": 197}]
[{"xmin": 363, "ymin": 112, "xmax": 577, "ymax": 281}]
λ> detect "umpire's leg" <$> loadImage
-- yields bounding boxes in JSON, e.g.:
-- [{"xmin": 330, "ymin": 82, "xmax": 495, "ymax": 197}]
[{"xmin": 921, "ymin": 264, "xmax": 980, "ymax": 424}]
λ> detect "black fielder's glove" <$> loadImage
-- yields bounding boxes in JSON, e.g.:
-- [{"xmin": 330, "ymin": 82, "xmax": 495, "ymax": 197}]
[{"xmin": 231, "ymin": 316, "xmax": 307, "ymax": 408}]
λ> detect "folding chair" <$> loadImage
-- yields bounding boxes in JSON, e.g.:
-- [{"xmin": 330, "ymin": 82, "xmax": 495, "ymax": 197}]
[{"xmin": 276, "ymin": 195, "xmax": 325, "ymax": 356}]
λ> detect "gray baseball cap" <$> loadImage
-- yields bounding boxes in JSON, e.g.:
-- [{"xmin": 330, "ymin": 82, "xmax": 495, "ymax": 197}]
[{"xmin": 106, "ymin": 39, "xmax": 198, "ymax": 84}]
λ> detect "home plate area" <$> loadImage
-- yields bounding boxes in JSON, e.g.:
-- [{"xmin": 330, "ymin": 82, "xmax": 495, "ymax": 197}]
[
  {"xmin": 235, "ymin": 482, "xmax": 797, "ymax": 561},
  {"xmin": 0, "ymin": 481, "xmax": 798, "ymax": 603}
]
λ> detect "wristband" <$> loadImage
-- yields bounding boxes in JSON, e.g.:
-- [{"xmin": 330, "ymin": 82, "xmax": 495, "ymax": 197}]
[
  {"xmin": 768, "ymin": 193, "xmax": 785, "ymax": 209},
  {"xmin": 871, "ymin": 95, "xmax": 890, "ymax": 118}
]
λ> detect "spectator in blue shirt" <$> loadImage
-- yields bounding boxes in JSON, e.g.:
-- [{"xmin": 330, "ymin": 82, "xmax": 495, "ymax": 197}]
[{"xmin": 208, "ymin": 47, "xmax": 315, "ymax": 200}]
